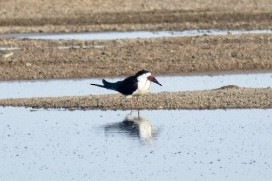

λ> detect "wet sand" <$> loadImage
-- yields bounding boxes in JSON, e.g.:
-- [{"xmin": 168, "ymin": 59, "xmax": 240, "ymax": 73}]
[
  {"xmin": 0, "ymin": 87, "xmax": 271, "ymax": 110},
  {"xmin": 1, "ymin": 34, "xmax": 272, "ymax": 110},
  {"xmin": 0, "ymin": 0, "xmax": 272, "ymax": 33},
  {"xmin": 1, "ymin": 34, "xmax": 272, "ymax": 81}
]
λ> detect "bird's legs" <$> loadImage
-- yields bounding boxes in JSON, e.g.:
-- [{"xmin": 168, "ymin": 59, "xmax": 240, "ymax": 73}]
[
  {"xmin": 136, "ymin": 96, "xmax": 139, "ymax": 109},
  {"xmin": 125, "ymin": 95, "xmax": 140, "ymax": 116},
  {"xmin": 125, "ymin": 96, "xmax": 133, "ymax": 115},
  {"xmin": 136, "ymin": 96, "xmax": 141, "ymax": 118},
  {"xmin": 127, "ymin": 96, "xmax": 139, "ymax": 116}
]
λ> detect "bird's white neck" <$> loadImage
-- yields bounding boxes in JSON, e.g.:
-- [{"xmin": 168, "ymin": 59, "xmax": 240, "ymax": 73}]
[{"xmin": 133, "ymin": 73, "xmax": 151, "ymax": 95}]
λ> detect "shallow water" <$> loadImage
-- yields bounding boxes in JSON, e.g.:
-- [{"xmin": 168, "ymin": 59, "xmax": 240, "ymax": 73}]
[
  {"xmin": 1, "ymin": 29, "xmax": 272, "ymax": 41},
  {"xmin": 0, "ymin": 72, "xmax": 271, "ymax": 99},
  {"xmin": 0, "ymin": 107, "xmax": 271, "ymax": 181}
]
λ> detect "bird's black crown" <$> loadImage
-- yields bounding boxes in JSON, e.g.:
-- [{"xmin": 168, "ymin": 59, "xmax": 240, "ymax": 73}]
[{"xmin": 135, "ymin": 69, "xmax": 149, "ymax": 77}]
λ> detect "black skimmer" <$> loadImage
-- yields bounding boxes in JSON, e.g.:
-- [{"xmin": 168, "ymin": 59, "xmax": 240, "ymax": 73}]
[{"xmin": 91, "ymin": 70, "xmax": 162, "ymax": 98}]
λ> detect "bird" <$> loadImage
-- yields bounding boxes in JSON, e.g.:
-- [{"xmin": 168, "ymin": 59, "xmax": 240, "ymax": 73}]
[
  {"xmin": 0, "ymin": 50, "xmax": 14, "ymax": 61},
  {"xmin": 91, "ymin": 69, "xmax": 162, "ymax": 98}
]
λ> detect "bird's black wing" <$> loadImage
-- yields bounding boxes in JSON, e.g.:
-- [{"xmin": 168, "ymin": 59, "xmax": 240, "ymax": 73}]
[
  {"xmin": 116, "ymin": 76, "xmax": 138, "ymax": 95},
  {"xmin": 91, "ymin": 75, "xmax": 138, "ymax": 95}
]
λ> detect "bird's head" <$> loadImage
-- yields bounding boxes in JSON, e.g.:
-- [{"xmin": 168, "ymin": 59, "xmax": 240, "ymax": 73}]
[{"xmin": 135, "ymin": 70, "xmax": 162, "ymax": 86}]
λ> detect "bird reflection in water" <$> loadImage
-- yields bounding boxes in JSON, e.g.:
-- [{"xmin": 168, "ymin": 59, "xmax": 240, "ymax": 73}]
[{"xmin": 104, "ymin": 112, "xmax": 159, "ymax": 144}]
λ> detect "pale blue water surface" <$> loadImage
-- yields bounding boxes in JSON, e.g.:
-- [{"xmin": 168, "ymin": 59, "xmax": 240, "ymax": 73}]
[
  {"xmin": 0, "ymin": 107, "xmax": 272, "ymax": 181},
  {"xmin": 0, "ymin": 72, "xmax": 271, "ymax": 98},
  {"xmin": 1, "ymin": 29, "xmax": 272, "ymax": 40}
]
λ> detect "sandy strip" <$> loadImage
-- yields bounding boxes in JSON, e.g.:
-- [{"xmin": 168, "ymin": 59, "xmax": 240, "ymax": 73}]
[
  {"xmin": 0, "ymin": 87, "xmax": 271, "ymax": 110},
  {"xmin": 0, "ymin": 0, "xmax": 272, "ymax": 33},
  {"xmin": 0, "ymin": 34, "xmax": 272, "ymax": 80}
]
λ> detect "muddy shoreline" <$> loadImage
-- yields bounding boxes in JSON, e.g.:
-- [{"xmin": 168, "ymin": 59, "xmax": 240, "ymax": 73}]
[
  {"xmin": 0, "ymin": 87, "xmax": 271, "ymax": 110},
  {"xmin": 1, "ymin": 0, "xmax": 272, "ymax": 33},
  {"xmin": 1, "ymin": 34, "xmax": 272, "ymax": 81}
]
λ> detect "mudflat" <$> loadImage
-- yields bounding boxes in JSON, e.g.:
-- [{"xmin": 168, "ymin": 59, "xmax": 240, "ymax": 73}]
[
  {"xmin": 0, "ymin": 34, "xmax": 272, "ymax": 80},
  {"xmin": 0, "ymin": 0, "xmax": 271, "ymax": 110},
  {"xmin": 0, "ymin": 0, "xmax": 272, "ymax": 33}
]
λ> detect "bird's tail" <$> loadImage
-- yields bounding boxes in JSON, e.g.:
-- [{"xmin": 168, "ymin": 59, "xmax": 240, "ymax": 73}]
[
  {"xmin": 91, "ymin": 79, "xmax": 117, "ymax": 90},
  {"xmin": 90, "ymin": 83, "xmax": 105, "ymax": 88}
]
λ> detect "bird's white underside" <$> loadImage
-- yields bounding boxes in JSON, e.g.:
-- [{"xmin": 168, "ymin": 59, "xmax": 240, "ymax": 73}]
[{"xmin": 132, "ymin": 72, "xmax": 151, "ymax": 96}]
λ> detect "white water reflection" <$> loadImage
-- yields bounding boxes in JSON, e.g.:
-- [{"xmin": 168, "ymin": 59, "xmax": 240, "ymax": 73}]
[
  {"xmin": 0, "ymin": 107, "xmax": 271, "ymax": 181},
  {"xmin": 0, "ymin": 72, "xmax": 271, "ymax": 99},
  {"xmin": 1, "ymin": 29, "xmax": 272, "ymax": 40},
  {"xmin": 104, "ymin": 112, "xmax": 160, "ymax": 144}
]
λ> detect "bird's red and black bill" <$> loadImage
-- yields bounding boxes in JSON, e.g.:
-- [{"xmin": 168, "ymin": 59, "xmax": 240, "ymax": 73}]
[{"xmin": 148, "ymin": 75, "xmax": 162, "ymax": 86}]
